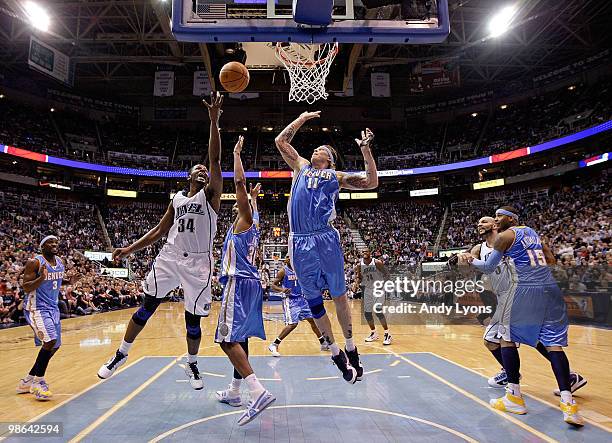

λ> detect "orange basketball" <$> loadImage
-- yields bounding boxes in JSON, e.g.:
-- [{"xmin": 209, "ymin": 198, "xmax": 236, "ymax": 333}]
[{"xmin": 219, "ymin": 62, "xmax": 250, "ymax": 93}]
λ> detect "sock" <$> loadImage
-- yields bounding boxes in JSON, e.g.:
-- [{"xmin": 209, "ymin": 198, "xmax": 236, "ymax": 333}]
[
  {"xmin": 119, "ymin": 339, "xmax": 133, "ymax": 355},
  {"xmin": 560, "ymin": 390, "xmax": 573, "ymax": 404},
  {"xmin": 548, "ymin": 350, "xmax": 571, "ymax": 393},
  {"xmin": 384, "ymin": 329, "xmax": 389, "ymax": 335},
  {"xmin": 230, "ymin": 377, "xmax": 242, "ymax": 393},
  {"xmin": 187, "ymin": 354, "xmax": 197, "ymax": 364},
  {"xmin": 318, "ymin": 335, "xmax": 325, "ymax": 345},
  {"xmin": 369, "ymin": 328, "xmax": 376, "ymax": 334},
  {"xmin": 330, "ymin": 342, "xmax": 340, "ymax": 356},
  {"xmin": 507, "ymin": 382, "xmax": 521, "ymax": 397},
  {"xmin": 33, "ymin": 376, "xmax": 44, "ymax": 383},
  {"xmin": 245, "ymin": 374, "xmax": 265, "ymax": 397},
  {"xmin": 33, "ymin": 348, "xmax": 53, "ymax": 377},
  {"xmin": 535, "ymin": 342, "xmax": 551, "ymax": 361},
  {"xmin": 345, "ymin": 338, "xmax": 355, "ymax": 352},
  {"xmin": 501, "ymin": 346, "xmax": 520, "ymax": 384},
  {"xmin": 273, "ymin": 337, "xmax": 282, "ymax": 346},
  {"xmin": 490, "ymin": 347, "xmax": 504, "ymax": 366}
]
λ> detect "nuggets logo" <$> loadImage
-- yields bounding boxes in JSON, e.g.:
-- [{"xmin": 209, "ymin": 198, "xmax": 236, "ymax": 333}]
[{"xmin": 37, "ymin": 330, "xmax": 45, "ymax": 339}]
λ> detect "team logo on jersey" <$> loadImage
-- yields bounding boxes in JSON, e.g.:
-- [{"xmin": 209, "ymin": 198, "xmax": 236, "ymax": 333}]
[
  {"xmin": 175, "ymin": 203, "xmax": 205, "ymax": 219},
  {"xmin": 37, "ymin": 330, "xmax": 45, "ymax": 340}
]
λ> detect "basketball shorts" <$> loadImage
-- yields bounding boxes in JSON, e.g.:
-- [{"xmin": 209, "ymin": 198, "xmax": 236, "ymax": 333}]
[
  {"xmin": 283, "ymin": 295, "xmax": 313, "ymax": 325},
  {"xmin": 484, "ymin": 290, "xmax": 506, "ymax": 344},
  {"xmin": 289, "ymin": 227, "xmax": 347, "ymax": 304},
  {"xmin": 25, "ymin": 309, "xmax": 61, "ymax": 348},
  {"xmin": 363, "ymin": 287, "xmax": 376, "ymax": 313},
  {"xmin": 498, "ymin": 284, "xmax": 569, "ymax": 347},
  {"xmin": 215, "ymin": 277, "xmax": 265, "ymax": 343},
  {"xmin": 143, "ymin": 243, "xmax": 212, "ymax": 316}
]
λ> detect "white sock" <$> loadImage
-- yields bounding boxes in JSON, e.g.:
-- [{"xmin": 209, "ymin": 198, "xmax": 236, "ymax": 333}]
[
  {"xmin": 330, "ymin": 342, "xmax": 340, "ymax": 356},
  {"xmin": 230, "ymin": 377, "xmax": 242, "ymax": 392},
  {"xmin": 245, "ymin": 374, "xmax": 265, "ymax": 398},
  {"xmin": 369, "ymin": 329, "xmax": 376, "ymax": 334},
  {"xmin": 187, "ymin": 354, "xmax": 197, "ymax": 364},
  {"xmin": 560, "ymin": 390, "xmax": 573, "ymax": 404},
  {"xmin": 119, "ymin": 339, "xmax": 133, "ymax": 355},
  {"xmin": 345, "ymin": 338, "xmax": 355, "ymax": 352},
  {"xmin": 507, "ymin": 383, "xmax": 521, "ymax": 397},
  {"xmin": 384, "ymin": 329, "xmax": 389, "ymax": 335}
]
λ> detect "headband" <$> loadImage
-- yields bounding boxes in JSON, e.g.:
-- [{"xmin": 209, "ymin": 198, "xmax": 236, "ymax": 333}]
[
  {"xmin": 320, "ymin": 146, "xmax": 335, "ymax": 166},
  {"xmin": 40, "ymin": 235, "xmax": 58, "ymax": 248},
  {"xmin": 496, "ymin": 208, "xmax": 519, "ymax": 220}
]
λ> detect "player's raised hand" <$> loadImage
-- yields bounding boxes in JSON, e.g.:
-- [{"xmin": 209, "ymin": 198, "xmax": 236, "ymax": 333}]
[
  {"xmin": 203, "ymin": 91, "xmax": 224, "ymax": 124},
  {"xmin": 234, "ymin": 135, "xmax": 244, "ymax": 154},
  {"xmin": 299, "ymin": 110, "xmax": 321, "ymax": 121},
  {"xmin": 249, "ymin": 182, "xmax": 261, "ymax": 200},
  {"xmin": 355, "ymin": 128, "xmax": 374, "ymax": 149},
  {"xmin": 112, "ymin": 247, "xmax": 131, "ymax": 262}
]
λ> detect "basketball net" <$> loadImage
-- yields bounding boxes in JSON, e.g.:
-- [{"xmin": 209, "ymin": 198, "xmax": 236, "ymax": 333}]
[{"xmin": 274, "ymin": 42, "xmax": 339, "ymax": 104}]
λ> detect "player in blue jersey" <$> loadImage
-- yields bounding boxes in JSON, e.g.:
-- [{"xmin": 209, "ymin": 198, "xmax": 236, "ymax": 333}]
[
  {"xmin": 462, "ymin": 206, "xmax": 584, "ymax": 427},
  {"xmin": 267, "ymin": 256, "xmax": 329, "ymax": 357},
  {"xmin": 275, "ymin": 111, "xmax": 378, "ymax": 383},
  {"xmin": 16, "ymin": 235, "xmax": 78, "ymax": 401},
  {"xmin": 214, "ymin": 136, "xmax": 275, "ymax": 426}
]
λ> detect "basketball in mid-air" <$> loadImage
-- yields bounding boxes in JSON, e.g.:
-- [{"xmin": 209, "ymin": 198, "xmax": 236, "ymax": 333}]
[{"xmin": 219, "ymin": 62, "xmax": 250, "ymax": 93}]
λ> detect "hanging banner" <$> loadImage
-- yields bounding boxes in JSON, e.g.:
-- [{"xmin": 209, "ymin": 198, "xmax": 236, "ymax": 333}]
[
  {"xmin": 371, "ymin": 72, "xmax": 391, "ymax": 97},
  {"xmin": 408, "ymin": 59, "xmax": 460, "ymax": 94},
  {"xmin": 154, "ymin": 71, "xmax": 174, "ymax": 97},
  {"xmin": 193, "ymin": 71, "xmax": 212, "ymax": 96},
  {"xmin": 28, "ymin": 36, "xmax": 73, "ymax": 86}
]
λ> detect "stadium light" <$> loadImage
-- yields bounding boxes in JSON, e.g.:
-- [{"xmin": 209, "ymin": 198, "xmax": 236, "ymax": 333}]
[
  {"xmin": 50, "ymin": 107, "xmax": 55, "ymax": 112},
  {"xmin": 0, "ymin": 94, "xmax": 4, "ymax": 99},
  {"xmin": 471, "ymin": 112, "xmax": 478, "ymax": 117},
  {"xmin": 487, "ymin": 5, "xmax": 517, "ymax": 38},
  {"xmin": 23, "ymin": 1, "xmax": 50, "ymax": 32},
  {"xmin": 500, "ymin": 104, "xmax": 508, "ymax": 109}
]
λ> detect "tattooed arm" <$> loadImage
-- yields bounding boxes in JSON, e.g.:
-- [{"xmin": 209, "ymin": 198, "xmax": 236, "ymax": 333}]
[
  {"xmin": 337, "ymin": 128, "xmax": 378, "ymax": 190},
  {"xmin": 274, "ymin": 111, "xmax": 319, "ymax": 172}
]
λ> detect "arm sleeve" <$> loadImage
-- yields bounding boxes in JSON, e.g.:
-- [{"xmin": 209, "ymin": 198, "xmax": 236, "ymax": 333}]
[{"xmin": 470, "ymin": 249, "xmax": 504, "ymax": 274}]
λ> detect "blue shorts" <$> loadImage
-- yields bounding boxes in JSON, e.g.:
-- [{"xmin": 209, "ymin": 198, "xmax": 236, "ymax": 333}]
[
  {"xmin": 215, "ymin": 277, "xmax": 265, "ymax": 343},
  {"xmin": 289, "ymin": 227, "xmax": 347, "ymax": 305},
  {"xmin": 498, "ymin": 284, "xmax": 568, "ymax": 347},
  {"xmin": 283, "ymin": 295, "xmax": 313, "ymax": 325},
  {"xmin": 25, "ymin": 309, "xmax": 61, "ymax": 348}
]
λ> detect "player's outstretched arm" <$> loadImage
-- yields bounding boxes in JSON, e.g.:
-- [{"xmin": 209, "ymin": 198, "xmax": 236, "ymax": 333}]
[
  {"xmin": 375, "ymin": 259, "xmax": 392, "ymax": 280},
  {"xmin": 270, "ymin": 267, "xmax": 290, "ymax": 294},
  {"xmin": 274, "ymin": 111, "xmax": 318, "ymax": 172},
  {"xmin": 249, "ymin": 182, "xmax": 261, "ymax": 224},
  {"xmin": 203, "ymin": 91, "xmax": 224, "ymax": 212},
  {"xmin": 112, "ymin": 202, "xmax": 175, "ymax": 261},
  {"xmin": 466, "ymin": 230, "xmax": 515, "ymax": 274},
  {"xmin": 233, "ymin": 136, "xmax": 253, "ymax": 231},
  {"xmin": 22, "ymin": 259, "xmax": 47, "ymax": 293},
  {"xmin": 337, "ymin": 128, "xmax": 378, "ymax": 190}
]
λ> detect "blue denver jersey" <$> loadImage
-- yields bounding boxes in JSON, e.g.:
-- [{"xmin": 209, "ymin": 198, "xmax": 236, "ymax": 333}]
[
  {"xmin": 282, "ymin": 265, "xmax": 302, "ymax": 298},
  {"xmin": 25, "ymin": 255, "xmax": 64, "ymax": 312},
  {"xmin": 288, "ymin": 165, "xmax": 339, "ymax": 234},
  {"xmin": 505, "ymin": 226, "xmax": 556, "ymax": 285},
  {"xmin": 220, "ymin": 212, "xmax": 260, "ymax": 283}
]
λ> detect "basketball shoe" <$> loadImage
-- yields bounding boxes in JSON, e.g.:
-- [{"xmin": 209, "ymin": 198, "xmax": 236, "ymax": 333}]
[
  {"xmin": 364, "ymin": 331, "xmax": 379, "ymax": 342},
  {"xmin": 16, "ymin": 375, "xmax": 34, "ymax": 394},
  {"xmin": 553, "ymin": 372, "xmax": 587, "ymax": 396},
  {"xmin": 98, "ymin": 350, "xmax": 128, "ymax": 379},
  {"xmin": 382, "ymin": 333, "xmax": 393, "ymax": 346},
  {"xmin": 268, "ymin": 343, "xmax": 281, "ymax": 357},
  {"xmin": 237, "ymin": 390, "xmax": 276, "ymax": 426},
  {"xmin": 30, "ymin": 379, "xmax": 52, "ymax": 401},
  {"xmin": 490, "ymin": 387, "xmax": 527, "ymax": 415},
  {"xmin": 216, "ymin": 387, "xmax": 242, "ymax": 407},
  {"xmin": 184, "ymin": 361, "xmax": 204, "ymax": 390},
  {"xmin": 560, "ymin": 399, "xmax": 584, "ymax": 427}
]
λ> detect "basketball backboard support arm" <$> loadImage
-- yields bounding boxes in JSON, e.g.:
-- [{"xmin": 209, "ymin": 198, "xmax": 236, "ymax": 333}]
[{"xmin": 171, "ymin": 0, "xmax": 449, "ymax": 44}]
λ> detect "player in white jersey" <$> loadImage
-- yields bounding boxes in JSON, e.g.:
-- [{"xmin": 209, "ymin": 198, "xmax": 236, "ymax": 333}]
[
  {"xmin": 98, "ymin": 92, "xmax": 224, "ymax": 389},
  {"xmin": 353, "ymin": 249, "xmax": 392, "ymax": 345},
  {"xmin": 468, "ymin": 217, "xmax": 516, "ymax": 387}
]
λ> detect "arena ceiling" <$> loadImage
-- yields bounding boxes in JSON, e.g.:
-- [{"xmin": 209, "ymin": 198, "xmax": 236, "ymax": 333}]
[{"xmin": 0, "ymin": 0, "xmax": 611, "ymax": 96}]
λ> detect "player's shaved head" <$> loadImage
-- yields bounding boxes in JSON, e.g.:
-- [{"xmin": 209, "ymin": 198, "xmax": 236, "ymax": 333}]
[{"xmin": 477, "ymin": 216, "xmax": 496, "ymax": 236}]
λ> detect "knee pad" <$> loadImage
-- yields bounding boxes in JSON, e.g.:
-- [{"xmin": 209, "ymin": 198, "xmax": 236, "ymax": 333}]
[
  {"xmin": 132, "ymin": 295, "xmax": 161, "ymax": 326},
  {"xmin": 363, "ymin": 311, "xmax": 374, "ymax": 322},
  {"xmin": 308, "ymin": 297, "xmax": 326, "ymax": 319},
  {"xmin": 185, "ymin": 311, "xmax": 202, "ymax": 339}
]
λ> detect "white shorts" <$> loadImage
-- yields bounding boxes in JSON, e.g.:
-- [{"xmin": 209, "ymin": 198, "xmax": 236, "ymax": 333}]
[
  {"xmin": 363, "ymin": 287, "xmax": 376, "ymax": 313},
  {"xmin": 483, "ymin": 290, "xmax": 519, "ymax": 347},
  {"xmin": 143, "ymin": 244, "xmax": 213, "ymax": 316}
]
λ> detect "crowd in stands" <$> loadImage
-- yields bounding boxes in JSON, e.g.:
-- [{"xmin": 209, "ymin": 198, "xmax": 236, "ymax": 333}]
[
  {"xmin": 441, "ymin": 174, "xmax": 611, "ymax": 268},
  {"xmin": 1, "ymin": 73, "xmax": 611, "ymax": 172}
]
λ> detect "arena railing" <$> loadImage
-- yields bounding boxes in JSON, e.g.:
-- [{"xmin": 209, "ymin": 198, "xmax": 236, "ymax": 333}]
[{"xmin": 1, "ymin": 119, "xmax": 611, "ymax": 179}]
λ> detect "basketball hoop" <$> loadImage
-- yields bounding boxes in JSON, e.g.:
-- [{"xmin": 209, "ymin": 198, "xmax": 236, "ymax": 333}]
[{"xmin": 274, "ymin": 42, "xmax": 339, "ymax": 104}]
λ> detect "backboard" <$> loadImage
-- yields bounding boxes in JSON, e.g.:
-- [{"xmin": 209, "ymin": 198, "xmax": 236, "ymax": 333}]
[{"xmin": 171, "ymin": 0, "xmax": 449, "ymax": 44}]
